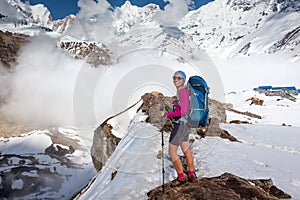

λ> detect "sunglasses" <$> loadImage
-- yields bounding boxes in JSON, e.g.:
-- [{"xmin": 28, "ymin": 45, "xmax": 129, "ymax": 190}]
[{"xmin": 173, "ymin": 76, "xmax": 183, "ymax": 81}]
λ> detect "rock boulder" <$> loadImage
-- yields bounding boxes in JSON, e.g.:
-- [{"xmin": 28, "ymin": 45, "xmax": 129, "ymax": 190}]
[
  {"xmin": 147, "ymin": 173, "xmax": 291, "ymax": 200},
  {"xmin": 90, "ymin": 121, "xmax": 121, "ymax": 172}
]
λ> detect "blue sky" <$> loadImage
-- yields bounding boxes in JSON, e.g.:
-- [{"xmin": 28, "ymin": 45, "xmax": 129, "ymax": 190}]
[{"xmin": 21, "ymin": 0, "xmax": 214, "ymax": 20}]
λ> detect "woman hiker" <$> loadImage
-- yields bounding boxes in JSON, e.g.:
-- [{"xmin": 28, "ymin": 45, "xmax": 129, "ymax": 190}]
[{"xmin": 161, "ymin": 70, "xmax": 196, "ymax": 186}]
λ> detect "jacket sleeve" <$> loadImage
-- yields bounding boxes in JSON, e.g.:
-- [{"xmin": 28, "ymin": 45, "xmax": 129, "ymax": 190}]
[{"xmin": 166, "ymin": 88, "xmax": 189, "ymax": 118}]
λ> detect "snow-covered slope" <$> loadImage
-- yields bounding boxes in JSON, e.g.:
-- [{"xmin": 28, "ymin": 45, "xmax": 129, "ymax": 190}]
[
  {"xmin": 180, "ymin": 0, "xmax": 300, "ymax": 61},
  {"xmin": 0, "ymin": 128, "xmax": 96, "ymax": 199},
  {"xmin": 6, "ymin": 0, "xmax": 52, "ymax": 28},
  {"xmin": 225, "ymin": 90, "xmax": 300, "ymax": 126},
  {"xmin": 199, "ymin": 123, "xmax": 300, "ymax": 199},
  {"xmin": 77, "ymin": 115, "xmax": 168, "ymax": 199},
  {"xmin": 0, "ymin": 0, "xmax": 75, "ymax": 36}
]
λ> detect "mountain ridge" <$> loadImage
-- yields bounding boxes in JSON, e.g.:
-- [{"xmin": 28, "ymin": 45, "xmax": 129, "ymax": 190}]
[{"xmin": 1, "ymin": 0, "xmax": 300, "ymax": 63}]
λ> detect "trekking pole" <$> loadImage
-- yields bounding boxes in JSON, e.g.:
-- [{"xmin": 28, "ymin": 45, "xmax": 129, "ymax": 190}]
[
  {"xmin": 158, "ymin": 98, "xmax": 166, "ymax": 194},
  {"xmin": 161, "ymin": 129, "xmax": 165, "ymax": 193}
]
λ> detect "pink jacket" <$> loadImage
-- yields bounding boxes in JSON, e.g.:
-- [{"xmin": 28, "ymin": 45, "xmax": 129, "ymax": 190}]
[{"xmin": 166, "ymin": 88, "xmax": 189, "ymax": 118}]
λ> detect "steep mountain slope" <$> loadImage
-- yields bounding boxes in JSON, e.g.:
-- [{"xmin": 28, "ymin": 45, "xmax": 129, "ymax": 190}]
[
  {"xmin": 0, "ymin": 0, "xmax": 75, "ymax": 35},
  {"xmin": 0, "ymin": 30, "xmax": 27, "ymax": 69},
  {"xmin": 6, "ymin": 0, "xmax": 52, "ymax": 28},
  {"xmin": 180, "ymin": 0, "xmax": 300, "ymax": 61}
]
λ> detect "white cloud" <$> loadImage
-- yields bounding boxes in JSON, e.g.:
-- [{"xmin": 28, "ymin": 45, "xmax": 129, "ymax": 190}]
[
  {"xmin": 0, "ymin": 65, "xmax": 12, "ymax": 104},
  {"xmin": 153, "ymin": 0, "xmax": 189, "ymax": 27},
  {"xmin": 0, "ymin": 36, "xmax": 86, "ymax": 128},
  {"xmin": 68, "ymin": 0, "xmax": 116, "ymax": 42}
]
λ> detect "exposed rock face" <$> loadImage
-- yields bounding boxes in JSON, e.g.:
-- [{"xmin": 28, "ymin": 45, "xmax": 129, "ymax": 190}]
[
  {"xmin": 52, "ymin": 15, "xmax": 75, "ymax": 34},
  {"xmin": 141, "ymin": 92, "xmax": 174, "ymax": 132},
  {"xmin": 0, "ymin": 30, "xmax": 27, "ymax": 69},
  {"xmin": 196, "ymin": 98, "xmax": 239, "ymax": 141},
  {"xmin": 141, "ymin": 92, "xmax": 237, "ymax": 142},
  {"xmin": 269, "ymin": 25, "xmax": 300, "ymax": 53},
  {"xmin": 147, "ymin": 172, "xmax": 291, "ymax": 200},
  {"xmin": 200, "ymin": 98, "xmax": 239, "ymax": 141},
  {"xmin": 208, "ymin": 98, "xmax": 227, "ymax": 123},
  {"xmin": 90, "ymin": 121, "xmax": 121, "ymax": 172},
  {"xmin": 59, "ymin": 41, "xmax": 113, "ymax": 67}
]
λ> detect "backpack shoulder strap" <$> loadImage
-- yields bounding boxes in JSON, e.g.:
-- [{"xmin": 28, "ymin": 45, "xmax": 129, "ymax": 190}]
[{"xmin": 176, "ymin": 86, "xmax": 188, "ymax": 106}]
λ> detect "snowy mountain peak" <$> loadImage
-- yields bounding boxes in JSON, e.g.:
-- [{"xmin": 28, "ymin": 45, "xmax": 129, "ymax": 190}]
[
  {"xmin": 113, "ymin": 2, "xmax": 159, "ymax": 33},
  {"xmin": 179, "ymin": 0, "xmax": 300, "ymax": 61},
  {"xmin": 7, "ymin": 0, "xmax": 53, "ymax": 28},
  {"xmin": 121, "ymin": 0, "xmax": 134, "ymax": 8},
  {"xmin": 52, "ymin": 15, "xmax": 76, "ymax": 34}
]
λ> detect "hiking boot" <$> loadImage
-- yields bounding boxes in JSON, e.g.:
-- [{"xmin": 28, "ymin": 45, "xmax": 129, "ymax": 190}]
[
  {"xmin": 170, "ymin": 175, "xmax": 188, "ymax": 187},
  {"xmin": 188, "ymin": 175, "xmax": 196, "ymax": 183}
]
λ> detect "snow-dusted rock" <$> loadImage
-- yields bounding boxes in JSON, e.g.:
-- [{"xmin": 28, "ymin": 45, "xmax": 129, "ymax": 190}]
[
  {"xmin": 52, "ymin": 15, "xmax": 76, "ymax": 34},
  {"xmin": 59, "ymin": 40, "xmax": 113, "ymax": 67},
  {"xmin": 0, "ymin": 128, "xmax": 95, "ymax": 199},
  {"xmin": 147, "ymin": 172, "xmax": 291, "ymax": 200},
  {"xmin": 7, "ymin": 0, "xmax": 53, "ymax": 29}
]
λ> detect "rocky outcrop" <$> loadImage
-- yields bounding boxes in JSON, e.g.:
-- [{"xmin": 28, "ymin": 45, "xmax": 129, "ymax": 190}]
[
  {"xmin": 141, "ymin": 92, "xmax": 174, "ymax": 132},
  {"xmin": 0, "ymin": 30, "xmax": 27, "ymax": 69},
  {"xmin": 141, "ymin": 92, "xmax": 237, "ymax": 142},
  {"xmin": 246, "ymin": 97, "xmax": 264, "ymax": 105},
  {"xmin": 229, "ymin": 120, "xmax": 251, "ymax": 124},
  {"xmin": 199, "ymin": 98, "xmax": 239, "ymax": 142},
  {"xmin": 59, "ymin": 41, "xmax": 113, "ymax": 67},
  {"xmin": 208, "ymin": 98, "xmax": 227, "ymax": 123},
  {"xmin": 227, "ymin": 108, "xmax": 262, "ymax": 119},
  {"xmin": 90, "ymin": 121, "xmax": 121, "ymax": 172},
  {"xmin": 147, "ymin": 172, "xmax": 291, "ymax": 200}
]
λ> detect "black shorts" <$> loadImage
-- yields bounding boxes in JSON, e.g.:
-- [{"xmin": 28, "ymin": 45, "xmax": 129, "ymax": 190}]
[{"xmin": 169, "ymin": 123, "xmax": 190, "ymax": 146}]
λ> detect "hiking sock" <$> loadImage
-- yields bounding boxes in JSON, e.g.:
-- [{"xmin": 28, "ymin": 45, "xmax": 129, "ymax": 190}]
[
  {"xmin": 188, "ymin": 170, "xmax": 195, "ymax": 178},
  {"xmin": 187, "ymin": 170, "xmax": 196, "ymax": 183},
  {"xmin": 178, "ymin": 172, "xmax": 185, "ymax": 180}
]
